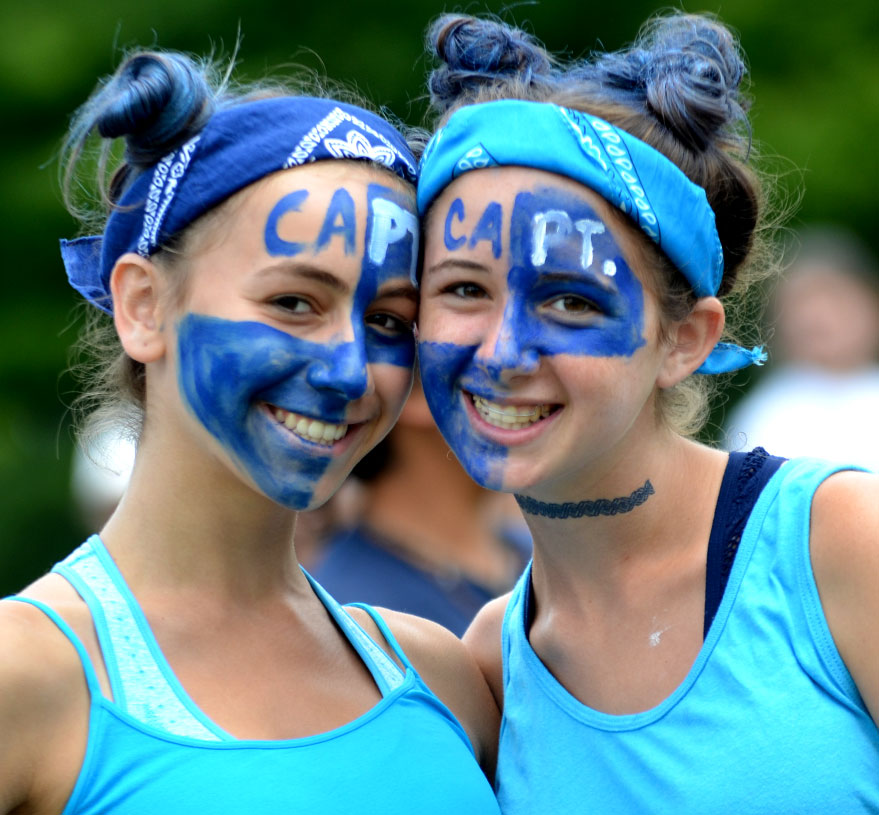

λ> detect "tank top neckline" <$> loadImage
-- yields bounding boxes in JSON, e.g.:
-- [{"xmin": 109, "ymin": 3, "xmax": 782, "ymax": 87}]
[
  {"xmin": 59, "ymin": 534, "xmax": 417, "ymax": 749},
  {"xmin": 510, "ymin": 455, "xmax": 790, "ymax": 731}
]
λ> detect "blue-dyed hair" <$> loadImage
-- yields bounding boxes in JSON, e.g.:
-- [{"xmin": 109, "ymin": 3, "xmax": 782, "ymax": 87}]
[{"xmin": 424, "ymin": 12, "xmax": 779, "ymax": 436}]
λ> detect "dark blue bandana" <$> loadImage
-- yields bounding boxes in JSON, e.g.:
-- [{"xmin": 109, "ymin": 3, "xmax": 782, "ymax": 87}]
[{"xmin": 60, "ymin": 97, "xmax": 417, "ymax": 314}]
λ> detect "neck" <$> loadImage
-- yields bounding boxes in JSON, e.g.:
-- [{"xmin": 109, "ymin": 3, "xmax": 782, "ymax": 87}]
[
  {"xmin": 99, "ymin": 427, "xmax": 304, "ymax": 602},
  {"xmin": 523, "ymin": 436, "xmax": 727, "ymax": 608}
]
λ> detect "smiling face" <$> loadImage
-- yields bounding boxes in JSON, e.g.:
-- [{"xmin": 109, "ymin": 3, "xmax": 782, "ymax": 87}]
[
  {"xmin": 166, "ymin": 161, "xmax": 418, "ymax": 511},
  {"xmin": 418, "ymin": 167, "xmax": 672, "ymax": 497}
]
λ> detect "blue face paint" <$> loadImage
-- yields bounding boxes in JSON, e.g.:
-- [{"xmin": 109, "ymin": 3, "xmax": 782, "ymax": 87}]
[
  {"xmin": 264, "ymin": 189, "xmax": 309, "ymax": 256},
  {"xmin": 177, "ymin": 181, "xmax": 417, "ymax": 509},
  {"xmin": 419, "ymin": 184, "xmax": 646, "ymax": 490},
  {"xmin": 468, "ymin": 201, "xmax": 502, "ymax": 258},
  {"xmin": 505, "ymin": 187, "xmax": 646, "ymax": 359},
  {"xmin": 444, "ymin": 198, "xmax": 467, "ymax": 251},
  {"xmin": 177, "ymin": 314, "xmax": 354, "ymax": 508},
  {"xmin": 362, "ymin": 182, "xmax": 418, "ymax": 365},
  {"xmin": 419, "ymin": 340, "xmax": 509, "ymax": 489},
  {"xmin": 315, "ymin": 188, "xmax": 356, "ymax": 254}
]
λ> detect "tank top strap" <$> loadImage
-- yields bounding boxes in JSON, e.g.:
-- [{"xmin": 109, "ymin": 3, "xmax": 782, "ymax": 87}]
[
  {"xmin": 4, "ymin": 595, "xmax": 102, "ymax": 698},
  {"xmin": 501, "ymin": 563, "xmax": 531, "ymax": 691},
  {"xmin": 53, "ymin": 535, "xmax": 228, "ymax": 741},
  {"xmin": 303, "ymin": 571, "xmax": 405, "ymax": 696},
  {"xmin": 346, "ymin": 602, "xmax": 414, "ymax": 672}
]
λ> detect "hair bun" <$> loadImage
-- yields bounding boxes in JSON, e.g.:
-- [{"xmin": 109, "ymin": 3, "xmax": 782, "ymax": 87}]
[
  {"xmin": 427, "ymin": 15, "xmax": 552, "ymax": 113},
  {"xmin": 96, "ymin": 52, "xmax": 213, "ymax": 166},
  {"xmin": 638, "ymin": 15, "xmax": 748, "ymax": 151}
]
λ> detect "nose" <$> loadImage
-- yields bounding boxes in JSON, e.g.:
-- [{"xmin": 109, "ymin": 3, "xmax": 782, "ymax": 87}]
[
  {"xmin": 305, "ymin": 340, "xmax": 370, "ymax": 401},
  {"xmin": 477, "ymin": 300, "xmax": 539, "ymax": 383}
]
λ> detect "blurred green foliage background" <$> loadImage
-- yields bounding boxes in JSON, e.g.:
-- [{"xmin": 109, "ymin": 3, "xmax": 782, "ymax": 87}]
[{"xmin": 1, "ymin": 0, "xmax": 877, "ymax": 594}]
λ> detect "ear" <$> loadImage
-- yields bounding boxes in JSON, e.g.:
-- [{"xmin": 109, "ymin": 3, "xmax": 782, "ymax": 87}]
[
  {"xmin": 656, "ymin": 297, "xmax": 725, "ymax": 388},
  {"xmin": 110, "ymin": 253, "xmax": 168, "ymax": 364}
]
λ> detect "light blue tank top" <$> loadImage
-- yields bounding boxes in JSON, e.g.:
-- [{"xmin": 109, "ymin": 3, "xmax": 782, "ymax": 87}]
[
  {"xmin": 9, "ymin": 535, "xmax": 500, "ymax": 814},
  {"xmin": 496, "ymin": 458, "xmax": 879, "ymax": 813}
]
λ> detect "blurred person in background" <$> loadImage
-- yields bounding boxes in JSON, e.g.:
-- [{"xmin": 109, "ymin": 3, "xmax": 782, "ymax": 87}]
[
  {"xmin": 0, "ymin": 47, "xmax": 501, "ymax": 814},
  {"xmin": 725, "ymin": 226, "xmax": 879, "ymax": 468},
  {"xmin": 312, "ymin": 375, "xmax": 531, "ymax": 636}
]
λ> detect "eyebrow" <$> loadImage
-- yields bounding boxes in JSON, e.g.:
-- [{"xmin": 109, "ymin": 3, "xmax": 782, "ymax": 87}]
[
  {"xmin": 536, "ymin": 270, "xmax": 617, "ymax": 292},
  {"xmin": 423, "ymin": 258, "xmax": 492, "ymax": 277},
  {"xmin": 256, "ymin": 263, "xmax": 350, "ymax": 295},
  {"xmin": 377, "ymin": 283, "xmax": 419, "ymax": 303}
]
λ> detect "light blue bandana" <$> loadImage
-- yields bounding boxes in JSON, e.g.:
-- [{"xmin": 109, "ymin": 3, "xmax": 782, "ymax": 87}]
[
  {"xmin": 417, "ymin": 100, "xmax": 765, "ymax": 374},
  {"xmin": 61, "ymin": 97, "xmax": 417, "ymax": 314}
]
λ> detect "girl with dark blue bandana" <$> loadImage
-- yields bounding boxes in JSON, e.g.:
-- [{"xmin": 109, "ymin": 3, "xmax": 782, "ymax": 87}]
[
  {"xmin": 416, "ymin": 12, "xmax": 879, "ymax": 812},
  {"xmin": 0, "ymin": 49, "xmax": 501, "ymax": 814}
]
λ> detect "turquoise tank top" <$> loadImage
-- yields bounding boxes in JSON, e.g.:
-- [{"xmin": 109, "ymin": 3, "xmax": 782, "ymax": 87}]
[
  {"xmin": 496, "ymin": 458, "xmax": 879, "ymax": 813},
  {"xmin": 9, "ymin": 535, "xmax": 500, "ymax": 814}
]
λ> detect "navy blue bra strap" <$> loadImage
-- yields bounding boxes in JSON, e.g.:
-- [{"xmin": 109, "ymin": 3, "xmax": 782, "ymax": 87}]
[{"xmin": 4, "ymin": 596, "xmax": 103, "ymax": 697}]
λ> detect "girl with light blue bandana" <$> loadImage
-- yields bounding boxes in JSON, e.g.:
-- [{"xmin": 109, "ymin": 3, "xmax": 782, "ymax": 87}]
[
  {"xmin": 0, "ymin": 49, "xmax": 501, "ymax": 814},
  {"xmin": 416, "ymin": 12, "xmax": 879, "ymax": 813}
]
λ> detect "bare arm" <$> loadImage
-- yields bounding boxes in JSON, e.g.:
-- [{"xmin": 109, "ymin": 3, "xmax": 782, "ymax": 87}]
[
  {"xmin": 462, "ymin": 593, "xmax": 509, "ymax": 710},
  {"xmin": 348, "ymin": 607, "xmax": 500, "ymax": 775},
  {"xmin": 0, "ymin": 600, "xmax": 90, "ymax": 815},
  {"xmin": 810, "ymin": 470, "xmax": 879, "ymax": 725}
]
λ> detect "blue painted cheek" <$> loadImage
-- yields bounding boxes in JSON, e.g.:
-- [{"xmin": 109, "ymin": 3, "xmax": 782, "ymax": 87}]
[
  {"xmin": 418, "ymin": 340, "xmax": 508, "ymax": 490},
  {"xmin": 177, "ymin": 313, "xmax": 369, "ymax": 509}
]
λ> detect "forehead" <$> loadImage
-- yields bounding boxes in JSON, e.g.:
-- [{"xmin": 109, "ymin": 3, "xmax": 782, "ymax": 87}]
[
  {"xmin": 181, "ymin": 161, "xmax": 416, "ymax": 263},
  {"xmin": 425, "ymin": 166, "xmax": 626, "ymax": 243}
]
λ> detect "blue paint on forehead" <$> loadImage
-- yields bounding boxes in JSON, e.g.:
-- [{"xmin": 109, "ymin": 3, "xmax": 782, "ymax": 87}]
[
  {"xmin": 444, "ymin": 198, "xmax": 467, "ymax": 251},
  {"xmin": 264, "ymin": 189, "xmax": 309, "ymax": 257},
  {"xmin": 469, "ymin": 201, "xmax": 502, "ymax": 258},
  {"xmin": 315, "ymin": 187, "xmax": 357, "ymax": 255}
]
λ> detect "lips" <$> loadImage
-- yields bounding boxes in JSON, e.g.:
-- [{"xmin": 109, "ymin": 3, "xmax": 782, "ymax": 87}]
[{"xmin": 268, "ymin": 405, "xmax": 349, "ymax": 446}]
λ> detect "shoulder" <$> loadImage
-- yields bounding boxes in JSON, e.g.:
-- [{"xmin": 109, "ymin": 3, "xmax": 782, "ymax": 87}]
[
  {"xmin": 809, "ymin": 469, "xmax": 879, "ymax": 724},
  {"xmin": 463, "ymin": 593, "xmax": 510, "ymax": 708},
  {"xmin": 347, "ymin": 606, "xmax": 500, "ymax": 773},
  {"xmin": 0, "ymin": 595, "xmax": 91, "ymax": 812}
]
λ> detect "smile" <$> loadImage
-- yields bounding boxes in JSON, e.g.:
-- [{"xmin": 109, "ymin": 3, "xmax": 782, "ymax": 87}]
[
  {"xmin": 269, "ymin": 405, "xmax": 349, "ymax": 446},
  {"xmin": 471, "ymin": 394, "xmax": 555, "ymax": 430}
]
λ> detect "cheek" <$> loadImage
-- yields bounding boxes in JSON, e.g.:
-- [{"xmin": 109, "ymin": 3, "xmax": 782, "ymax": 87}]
[{"xmin": 372, "ymin": 363, "xmax": 415, "ymax": 421}]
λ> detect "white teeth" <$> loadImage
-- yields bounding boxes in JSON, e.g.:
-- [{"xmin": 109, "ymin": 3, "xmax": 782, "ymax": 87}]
[
  {"xmin": 269, "ymin": 406, "xmax": 349, "ymax": 446},
  {"xmin": 472, "ymin": 395, "xmax": 553, "ymax": 430}
]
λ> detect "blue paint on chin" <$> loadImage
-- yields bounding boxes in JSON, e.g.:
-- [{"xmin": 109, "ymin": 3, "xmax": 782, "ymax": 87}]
[
  {"xmin": 178, "ymin": 314, "xmax": 384, "ymax": 510},
  {"xmin": 418, "ymin": 340, "xmax": 508, "ymax": 490}
]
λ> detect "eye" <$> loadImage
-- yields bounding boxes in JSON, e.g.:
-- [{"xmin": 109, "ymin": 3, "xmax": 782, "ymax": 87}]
[
  {"xmin": 270, "ymin": 295, "xmax": 314, "ymax": 314},
  {"xmin": 544, "ymin": 295, "xmax": 597, "ymax": 316},
  {"xmin": 365, "ymin": 312, "xmax": 413, "ymax": 336},
  {"xmin": 443, "ymin": 282, "xmax": 488, "ymax": 299}
]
